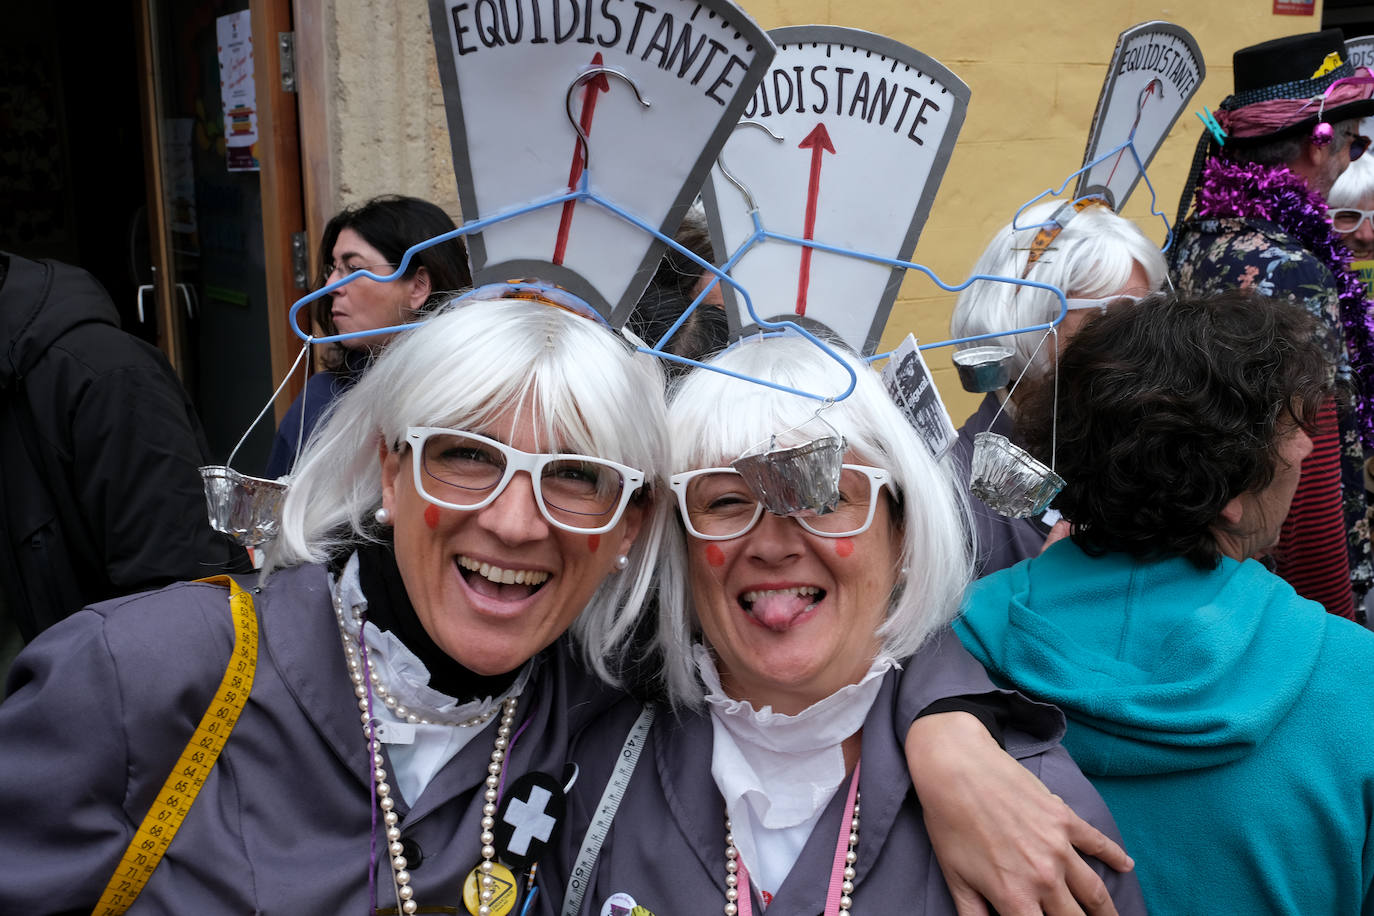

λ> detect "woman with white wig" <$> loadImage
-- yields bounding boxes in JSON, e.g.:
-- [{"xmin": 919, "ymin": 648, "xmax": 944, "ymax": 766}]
[
  {"xmin": 543, "ymin": 333, "xmax": 1144, "ymax": 915},
  {"xmin": 949, "ymin": 200, "xmax": 1166, "ymax": 576},
  {"xmin": 1328, "ymin": 150, "xmax": 1374, "ymax": 262},
  {"xmin": 0, "ymin": 297, "xmax": 668, "ymax": 914}
]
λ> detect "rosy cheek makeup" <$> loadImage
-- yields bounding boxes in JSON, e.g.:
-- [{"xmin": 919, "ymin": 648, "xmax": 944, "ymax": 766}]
[
  {"xmin": 705, "ymin": 544, "xmax": 726, "ymax": 567},
  {"xmin": 424, "ymin": 504, "xmax": 442, "ymax": 530},
  {"xmin": 834, "ymin": 537, "xmax": 855, "ymax": 558},
  {"xmin": 587, "ymin": 534, "xmax": 601, "ymax": 553}
]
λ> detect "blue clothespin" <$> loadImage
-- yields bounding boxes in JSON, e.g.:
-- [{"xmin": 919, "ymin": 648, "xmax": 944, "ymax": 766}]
[{"xmin": 1195, "ymin": 106, "xmax": 1227, "ymax": 146}]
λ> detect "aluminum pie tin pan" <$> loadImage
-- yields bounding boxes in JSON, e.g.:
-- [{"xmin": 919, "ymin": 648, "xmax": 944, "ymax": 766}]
[
  {"xmin": 200, "ymin": 465, "xmax": 288, "ymax": 547},
  {"xmin": 731, "ymin": 436, "xmax": 845, "ymax": 516},
  {"xmin": 969, "ymin": 431, "xmax": 1065, "ymax": 519},
  {"xmin": 952, "ymin": 346, "xmax": 1016, "ymax": 393}
]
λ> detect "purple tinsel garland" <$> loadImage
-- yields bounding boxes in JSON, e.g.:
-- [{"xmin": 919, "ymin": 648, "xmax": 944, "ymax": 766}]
[{"xmin": 1195, "ymin": 156, "xmax": 1374, "ymax": 450}]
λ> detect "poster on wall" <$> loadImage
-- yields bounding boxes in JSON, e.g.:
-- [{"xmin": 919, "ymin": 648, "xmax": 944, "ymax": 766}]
[
  {"xmin": 1273, "ymin": 0, "xmax": 1314, "ymax": 15},
  {"xmin": 217, "ymin": 10, "xmax": 260, "ymax": 172}
]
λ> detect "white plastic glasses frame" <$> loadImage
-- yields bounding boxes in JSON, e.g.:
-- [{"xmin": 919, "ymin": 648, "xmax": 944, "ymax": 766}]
[
  {"xmin": 1064, "ymin": 292, "xmax": 1145, "ymax": 313},
  {"xmin": 405, "ymin": 426, "xmax": 645, "ymax": 535},
  {"xmin": 669, "ymin": 464, "xmax": 892, "ymax": 541},
  {"xmin": 1328, "ymin": 207, "xmax": 1374, "ymax": 234}
]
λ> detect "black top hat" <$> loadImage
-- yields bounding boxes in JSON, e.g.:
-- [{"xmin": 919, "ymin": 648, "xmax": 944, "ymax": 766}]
[{"xmin": 1221, "ymin": 29, "xmax": 1374, "ymax": 142}]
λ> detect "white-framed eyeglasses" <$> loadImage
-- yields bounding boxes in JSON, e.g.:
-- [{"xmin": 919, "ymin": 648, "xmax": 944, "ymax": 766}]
[
  {"xmin": 1329, "ymin": 208, "xmax": 1374, "ymax": 234},
  {"xmin": 669, "ymin": 464, "xmax": 892, "ymax": 541},
  {"xmin": 405, "ymin": 427, "xmax": 645, "ymax": 535},
  {"xmin": 1064, "ymin": 292, "xmax": 1146, "ymax": 313}
]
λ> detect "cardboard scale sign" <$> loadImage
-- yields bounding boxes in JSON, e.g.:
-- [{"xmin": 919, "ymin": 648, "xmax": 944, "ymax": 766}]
[
  {"xmin": 700, "ymin": 26, "xmax": 970, "ymax": 356},
  {"xmin": 1346, "ymin": 34, "xmax": 1374, "ymax": 72},
  {"xmin": 426, "ymin": 0, "xmax": 775, "ymax": 325},
  {"xmin": 1345, "ymin": 36, "xmax": 1374, "ymax": 138},
  {"xmin": 1075, "ymin": 21, "xmax": 1205, "ymax": 210}
]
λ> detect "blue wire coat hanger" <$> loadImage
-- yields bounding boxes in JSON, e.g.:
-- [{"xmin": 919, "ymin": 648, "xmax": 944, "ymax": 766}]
[{"xmin": 281, "ymin": 57, "xmax": 1177, "ymax": 413}]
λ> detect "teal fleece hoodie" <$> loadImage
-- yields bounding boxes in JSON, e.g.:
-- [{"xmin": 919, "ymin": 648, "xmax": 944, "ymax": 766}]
[{"xmin": 955, "ymin": 540, "xmax": 1374, "ymax": 915}]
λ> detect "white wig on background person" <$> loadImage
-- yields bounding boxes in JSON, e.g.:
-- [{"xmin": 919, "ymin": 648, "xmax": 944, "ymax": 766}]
[
  {"xmin": 652, "ymin": 332, "xmax": 975, "ymax": 705},
  {"xmin": 950, "ymin": 199, "xmax": 1168, "ymax": 382},
  {"xmin": 262, "ymin": 297, "xmax": 674, "ymax": 686},
  {"xmin": 1328, "ymin": 149, "xmax": 1374, "ymax": 209}
]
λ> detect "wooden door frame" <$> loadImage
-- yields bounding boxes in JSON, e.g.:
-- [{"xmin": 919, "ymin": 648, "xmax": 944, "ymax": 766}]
[
  {"xmin": 133, "ymin": 0, "xmax": 307, "ymax": 422},
  {"xmin": 132, "ymin": 0, "xmax": 184, "ymax": 373},
  {"xmin": 251, "ymin": 0, "xmax": 308, "ymax": 422}
]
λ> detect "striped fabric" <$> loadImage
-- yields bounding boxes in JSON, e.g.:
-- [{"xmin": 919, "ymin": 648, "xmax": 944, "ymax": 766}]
[{"xmin": 1275, "ymin": 397, "xmax": 1355, "ymax": 619}]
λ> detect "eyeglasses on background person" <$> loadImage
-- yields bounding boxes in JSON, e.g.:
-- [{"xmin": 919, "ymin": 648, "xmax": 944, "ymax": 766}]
[
  {"xmin": 1329, "ymin": 207, "xmax": 1374, "ymax": 233},
  {"xmin": 670, "ymin": 464, "xmax": 892, "ymax": 540},
  {"xmin": 324, "ymin": 260, "xmax": 400, "ymax": 279},
  {"xmin": 405, "ymin": 427, "xmax": 645, "ymax": 534}
]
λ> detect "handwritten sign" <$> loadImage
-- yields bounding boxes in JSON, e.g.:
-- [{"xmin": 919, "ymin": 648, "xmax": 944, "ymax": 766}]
[
  {"xmin": 700, "ymin": 26, "xmax": 969, "ymax": 356},
  {"xmin": 427, "ymin": 0, "xmax": 774, "ymax": 324},
  {"xmin": 1075, "ymin": 21, "xmax": 1204, "ymax": 210}
]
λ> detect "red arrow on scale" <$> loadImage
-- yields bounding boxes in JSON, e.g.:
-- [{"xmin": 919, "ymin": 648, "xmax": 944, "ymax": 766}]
[
  {"xmin": 553, "ymin": 53, "xmax": 611, "ymax": 265},
  {"xmin": 1103, "ymin": 78, "xmax": 1160, "ymax": 190},
  {"xmin": 795, "ymin": 123, "xmax": 836, "ymax": 316}
]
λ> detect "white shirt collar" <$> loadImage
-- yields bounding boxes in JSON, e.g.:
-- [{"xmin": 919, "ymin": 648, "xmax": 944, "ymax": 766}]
[{"xmin": 696, "ymin": 644, "xmax": 894, "ymax": 894}]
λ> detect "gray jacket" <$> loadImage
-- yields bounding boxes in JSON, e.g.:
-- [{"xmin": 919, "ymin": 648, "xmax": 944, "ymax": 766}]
[
  {"xmin": 0, "ymin": 563, "xmax": 610, "ymax": 914},
  {"xmin": 543, "ymin": 630, "xmax": 1145, "ymax": 916}
]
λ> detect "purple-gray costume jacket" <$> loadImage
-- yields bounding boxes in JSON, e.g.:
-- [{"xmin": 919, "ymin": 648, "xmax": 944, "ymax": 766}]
[
  {"xmin": 0, "ymin": 564, "xmax": 610, "ymax": 914},
  {"xmin": 539, "ymin": 631, "xmax": 1145, "ymax": 916},
  {"xmin": 953, "ymin": 394, "xmax": 1052, "ymax": 577}
]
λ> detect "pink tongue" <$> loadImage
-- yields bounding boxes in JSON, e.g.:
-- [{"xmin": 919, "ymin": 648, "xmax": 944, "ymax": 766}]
[
  {"xmin": 465, "ymin": 571, "xmax": 537, "ymax": 602},
  {"xmin": 750, "ymin": 592, "xmax": 814, "ymax": 631}
]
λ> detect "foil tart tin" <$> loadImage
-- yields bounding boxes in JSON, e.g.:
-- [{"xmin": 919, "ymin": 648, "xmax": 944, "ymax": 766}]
[
  {"xmin": 952, "ymin": 346, "xmax": 1015, "ymax": 393},
  {"xmin": 200, "ymin": 465, "xmax": 288, "ymax": 547},
  {"xmin": 732, "ymin": 436, "xmax": 845, "ymax": 516},
  {"xmin": 969, "ymin": 431, "xmax": 1065, "ymax": 518}
]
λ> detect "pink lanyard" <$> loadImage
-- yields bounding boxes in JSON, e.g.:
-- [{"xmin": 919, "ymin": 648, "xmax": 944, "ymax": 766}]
[{"xmin": 736, "ymin": 762, "xmax": 861, "ymax": 916}]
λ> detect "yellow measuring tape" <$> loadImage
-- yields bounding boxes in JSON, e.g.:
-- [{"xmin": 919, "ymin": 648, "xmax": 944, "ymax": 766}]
[{"xmin": 92, "ymin": 576, "xmax": 258, "ymax": 916}]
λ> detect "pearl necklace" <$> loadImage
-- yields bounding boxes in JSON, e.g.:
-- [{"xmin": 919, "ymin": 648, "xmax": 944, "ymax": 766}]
[
  {"xmin": 333, "ymin": 592, "xmax": 520, "ymax": 915},
  {"xmin": 334, "ymin": 593, "xmax": 504, "ymax": 728},
  {"xmin": 723, "ymin": 778, "xmax": 860, "ymax": 915}
]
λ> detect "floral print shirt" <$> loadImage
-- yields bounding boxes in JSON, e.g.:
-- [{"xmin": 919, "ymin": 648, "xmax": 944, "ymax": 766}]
[{"xmin": 1173, "ymin": 216, "xmax": 1372, "ymax": 606}]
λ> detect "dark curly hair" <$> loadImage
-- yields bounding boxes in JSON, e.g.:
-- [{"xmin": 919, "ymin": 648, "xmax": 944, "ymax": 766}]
[
  {"xmin": 312, "ymin": 195, "xmax": 472, "ymax": 373},
  {"xmin": 1018, "ymin": 290, "xmax": 1331, "ymax": 569}
]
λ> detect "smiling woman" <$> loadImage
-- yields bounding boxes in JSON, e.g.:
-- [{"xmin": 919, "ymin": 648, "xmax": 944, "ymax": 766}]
[
  {"xmin": 541, "ymin": 332, "xmax": 1146, "ymax": 915},
  {"xmin": 0, "ymin": 295, "xmax": 673, "ymax": 914}
]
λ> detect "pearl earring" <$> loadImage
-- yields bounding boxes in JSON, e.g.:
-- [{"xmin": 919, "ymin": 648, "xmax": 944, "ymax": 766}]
[
  {"xmin": 374, "ymin": 507, "xmax": 392, "ymax": 525},
  {"xmin": 614, "ymin": 555, "xmax": 629, "ymax": 571}
]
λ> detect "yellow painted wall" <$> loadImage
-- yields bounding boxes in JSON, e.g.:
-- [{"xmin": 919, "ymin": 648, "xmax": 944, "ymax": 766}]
[{"xmin": 719, "ymin": 0, "xmax": 1327, "ymax": 422}]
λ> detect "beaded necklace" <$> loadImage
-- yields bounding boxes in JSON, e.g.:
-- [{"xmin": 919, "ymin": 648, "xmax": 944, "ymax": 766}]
[
  {"xmin": 333, "ymin": 591, "xmax": 522, "ymax": 915},
  {"xmin": 724, "ymin": 764, "xmax": 861, "ymax": 916}
]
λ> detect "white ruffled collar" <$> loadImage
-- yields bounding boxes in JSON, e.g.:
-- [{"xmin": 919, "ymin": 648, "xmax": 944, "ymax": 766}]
[{"xmin": 696, "ymin": 644, "xmax": 894, "ymax": 893}]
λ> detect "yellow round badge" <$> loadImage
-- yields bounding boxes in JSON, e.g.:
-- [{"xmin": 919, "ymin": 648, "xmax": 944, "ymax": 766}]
[{"xmin": 463, "ymin": 863, "xmax": 518, "ymax": 916}]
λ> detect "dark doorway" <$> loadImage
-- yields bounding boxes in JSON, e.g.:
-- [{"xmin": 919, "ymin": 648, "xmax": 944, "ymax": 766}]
[{"xmin": 0, "ymin": 4, "xmax": 153, "ymax": 341}]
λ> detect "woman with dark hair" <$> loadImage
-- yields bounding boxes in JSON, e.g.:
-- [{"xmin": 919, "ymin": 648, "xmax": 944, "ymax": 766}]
[
  {"xmin": 956, "ymin": 290, "xmax": 1374, "ymax": 913},
  {"xmin": 265, "ymin": 195, "xmax": 471, "ymax": 477}
]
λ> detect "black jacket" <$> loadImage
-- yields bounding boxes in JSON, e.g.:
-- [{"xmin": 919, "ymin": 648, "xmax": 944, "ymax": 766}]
[{"xmin": 0, "ymin": 252, "xmax": 249, "ymax": 642}]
